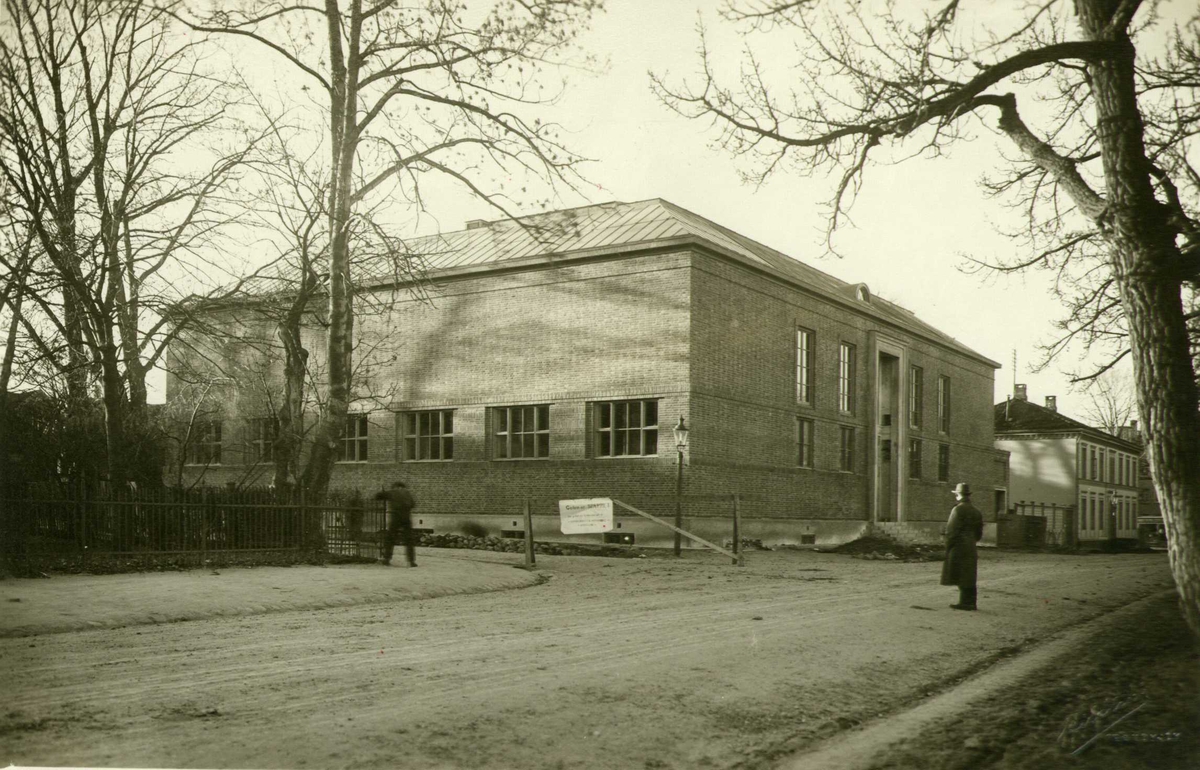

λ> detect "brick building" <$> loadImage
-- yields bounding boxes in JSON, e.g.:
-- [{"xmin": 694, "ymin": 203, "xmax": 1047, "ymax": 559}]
[
  {"xmin": 170, "ymin": 199, "xmax": 1006, "ymax": 546},
  {"xmin": 995, "ymin": 386, "xmax": 1141, "ymax": 544}
]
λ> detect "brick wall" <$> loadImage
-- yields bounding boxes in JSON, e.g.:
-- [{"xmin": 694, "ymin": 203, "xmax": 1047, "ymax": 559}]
[
  {"xmin": 171, "ymin": 253, "xmax": 693, "ymax": 515},
  {"xmin": 688, "ymin": 251, "xmax": 1003, "ymax": 526},
  {"xmin": 170, "ymin": 245, "xmax": 1004, "ymax": 541}
]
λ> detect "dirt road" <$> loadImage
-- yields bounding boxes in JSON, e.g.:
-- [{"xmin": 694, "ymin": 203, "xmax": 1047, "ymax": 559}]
[{"xmin": 1, "ymin": 548, "xmax": 1172, "ymax": 769}]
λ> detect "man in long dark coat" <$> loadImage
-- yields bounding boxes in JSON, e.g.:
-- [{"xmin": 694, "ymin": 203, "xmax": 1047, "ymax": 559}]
[
  {"xmin": 941, "ymin": 482, "xmax": 983, "ymax": 610},
  {"xmin": 374, "ymin": 482, "xmax": 417, "ymax": 567}
]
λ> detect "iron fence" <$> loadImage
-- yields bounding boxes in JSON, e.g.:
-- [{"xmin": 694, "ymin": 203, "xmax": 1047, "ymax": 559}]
[{"xmin": 0, "ymin": 484, "xmax": 389, "ymax": 566}]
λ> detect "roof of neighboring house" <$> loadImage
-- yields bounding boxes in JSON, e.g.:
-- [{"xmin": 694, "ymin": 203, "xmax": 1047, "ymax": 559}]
[
  {"xmin": 243, "ymin": 198, "xmax": 1000, "ymax": 367},
  {"xmin": 994, "ymin": 398, "xmax": 1142, "ymax": 451}
]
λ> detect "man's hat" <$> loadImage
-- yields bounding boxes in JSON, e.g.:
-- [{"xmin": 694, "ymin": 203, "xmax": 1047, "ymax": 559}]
[{"xmin": 954, "ymin": 482, "xmax": 972, "ymax": 496}]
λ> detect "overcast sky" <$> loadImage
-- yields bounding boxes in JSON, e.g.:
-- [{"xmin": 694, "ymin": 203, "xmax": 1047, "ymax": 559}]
[
  {"xmin": 427, "ymin": 0, "xmax": 1194, "ymax": 423},
  {"xmin": 155, "ymin": 0, "xmax": 1196, "ymax": 424}
]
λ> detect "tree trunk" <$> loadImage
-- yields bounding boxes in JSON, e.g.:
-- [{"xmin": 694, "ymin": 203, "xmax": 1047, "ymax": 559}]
[
  {"xmin": 1123, "ymin": 276, "xmax": 1200, "ymax": 634},
  {"xmin": 99, "ymin": 344, "xmax": 128, "ymax": 487},
  {"xmin": 1080, "ymin": 2, "xmax": 1200, "ymax": 635},
  {"xmin": 0, "ymin": 287, "xmax": 24, "ymax": 489},
  {"xmin": 301, "ymin": 0, "xmax": 361, "ymax": 501},
  {"xmin": 274, "ymin": 316, "xmax": 308, "ymax": 491}
]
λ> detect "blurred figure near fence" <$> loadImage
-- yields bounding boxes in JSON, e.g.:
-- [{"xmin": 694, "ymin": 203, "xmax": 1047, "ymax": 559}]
[
  {"xmin": 374, "ymin": 482, "xmax": 417, "ymax": 567},
  {"xmin": 941, "ymin": 482, "xmax": 983, "ymax": 611}
]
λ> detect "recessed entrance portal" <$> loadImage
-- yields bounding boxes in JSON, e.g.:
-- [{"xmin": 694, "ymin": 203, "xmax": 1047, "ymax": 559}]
[{"xmin": 877, "ymin": 352, "xmax": 900, "ymax": 522}]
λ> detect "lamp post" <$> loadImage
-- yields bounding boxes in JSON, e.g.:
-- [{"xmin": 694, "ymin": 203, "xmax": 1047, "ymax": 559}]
[
  {"xmin": 673, "ymin": 416, "xmax": 689, "ymax": 557},
  {"xmin": 1108, "ymin": 489, "xmax": 1118, "ymax": 545}
]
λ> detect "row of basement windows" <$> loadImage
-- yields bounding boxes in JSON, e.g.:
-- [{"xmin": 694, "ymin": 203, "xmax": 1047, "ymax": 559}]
[
  {"xmin": 1077, "ymin": 441, "xmax": 1138, "ymax": 487},
  {"xmin": 795, "ymin": 418, "xmax": 954, "ymax": 480},
  {"xmin": 186, "ymin": 401, "xmax": 661, "ymax": 465},
  {"xmin": 795, "ymin": 330, "xmax": 952, "ymax": 432}
]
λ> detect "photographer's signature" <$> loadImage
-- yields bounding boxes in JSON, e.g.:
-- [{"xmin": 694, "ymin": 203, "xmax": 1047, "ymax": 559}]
[{"xmin": 1059, "ymin": 698, "xmax": 1183, "ymax": 755}]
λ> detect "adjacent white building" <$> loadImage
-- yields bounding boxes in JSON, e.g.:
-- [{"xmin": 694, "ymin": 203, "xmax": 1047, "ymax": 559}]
[{"xmin": 995, "ymin": 386, "xmax": 1140, "ymax": 544}]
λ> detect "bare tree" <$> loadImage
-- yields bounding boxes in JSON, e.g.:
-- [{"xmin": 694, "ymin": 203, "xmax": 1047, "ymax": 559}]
[
  {"xmin": 0, "ymin": 0, "xmax": 256, "ymax": 484},
  {"xmin": 654, "ymin": 1, "xmax": 1200, "ymax": 633},
  {"xmin": 180, "ymin": 0, "xmax": 601, "ymax": 499},
  {"xmin": 0, "ymin": 195, "xmax": 38, "ymax": 476},
  {"xmin": 1077, "ymin": 369, "xmax": 1138, "ymax": 435}
]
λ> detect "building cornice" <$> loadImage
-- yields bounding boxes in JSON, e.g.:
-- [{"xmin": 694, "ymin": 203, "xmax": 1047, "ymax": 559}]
[{"xmin": 995, "ymin": 429, "xmax": 1141, "ymax": 453}]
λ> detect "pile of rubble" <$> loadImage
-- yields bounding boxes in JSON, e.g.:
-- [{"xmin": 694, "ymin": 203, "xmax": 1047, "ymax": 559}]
[
  {"xmin": 821, "ymin": 535, "xmax": 944, "ymax": 563},
  {"xmin": 416, "ymin": 532, "xmax": 653, "ymax": 559},
  {"xmin": 724, "ymin": 537, "xmax": 772, "ymax": 552}
]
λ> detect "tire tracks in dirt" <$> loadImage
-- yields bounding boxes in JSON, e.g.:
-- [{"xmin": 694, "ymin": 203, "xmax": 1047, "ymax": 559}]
[{"xmin": 4, "ymin": 559, "xmax": 1154, "ymax": 741}]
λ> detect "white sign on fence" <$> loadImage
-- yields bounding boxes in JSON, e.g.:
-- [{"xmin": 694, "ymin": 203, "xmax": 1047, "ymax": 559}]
[{"xmin": 558, "ymin": 498, "xmax": 614, "ymax": 534}]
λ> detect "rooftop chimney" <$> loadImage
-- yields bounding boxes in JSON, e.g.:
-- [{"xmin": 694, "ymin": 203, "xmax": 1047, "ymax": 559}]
[
  {"xmin": 1045, "ymin": 395, "xmax": 1057, "ymax": 412},
  {"xmin": 1014, "ymin": 383, "xmax": 1028, "ymax": 401},
  {"xmin": 466, "ymin": 219, "xmax": 488, "ymax": 230}
]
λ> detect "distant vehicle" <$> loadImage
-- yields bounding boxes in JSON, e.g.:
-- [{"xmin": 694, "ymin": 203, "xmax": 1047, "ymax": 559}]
[{"xmin": 1137, "ymin": 515, "xmax": 1168, "ymax": 550}]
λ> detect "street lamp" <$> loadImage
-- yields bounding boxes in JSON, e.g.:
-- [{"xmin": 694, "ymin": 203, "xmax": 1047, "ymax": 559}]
[
  {"xmin": 673, "ymin": 416, "xmax": 689, "ymax": 557},
  {"xmin": 1108, "ymin": 489, "xmax": 1118, "ymax": 545}
]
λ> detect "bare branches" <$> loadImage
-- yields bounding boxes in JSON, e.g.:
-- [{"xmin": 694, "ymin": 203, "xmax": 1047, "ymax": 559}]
[
  {"xmin": 1, "ymin": 0, "xmax": 255, "ymax": 483},
  {"xmin": 989, "ymin": 93, "xmax": 1108, "ymax": 221},
  {"xmin": 178, "ymin": 0, "xmax": 601, "ymax": 498},
  {"xmin": 1073, "ymin": 366, "xmax": 1136, "ymax": 434},
  {"xmin": 653, "ymin": 2, "xmax": 1124, "ymax": 254}
]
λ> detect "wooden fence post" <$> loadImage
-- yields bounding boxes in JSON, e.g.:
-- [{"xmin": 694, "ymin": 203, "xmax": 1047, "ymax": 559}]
[
  {"xmin": 523, "ymin": 499, "xmax": 536, "ymax": 569},
  {"xmin": 201, "ymin": 489, "xmax": 209, "ymax": 563},
  {"xmin": 732, "ymin": 494, "xmax": 744, "ymax": 567},
  {"xmin": 78, "ymin": 477, "xmax": 89, "ymax": 568}
]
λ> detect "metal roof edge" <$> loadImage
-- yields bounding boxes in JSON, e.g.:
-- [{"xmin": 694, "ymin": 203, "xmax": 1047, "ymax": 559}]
[{"xmin": 361, "ymin": 227, "xmax": 1003, "ymax": 369}]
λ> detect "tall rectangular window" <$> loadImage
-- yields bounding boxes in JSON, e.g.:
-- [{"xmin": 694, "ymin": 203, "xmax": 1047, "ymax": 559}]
[
  {"xmin": 495, "ymin": 405, "xmax": 550, "ymax": 459},
  {"xmin": 937, "ymin": 443, "xmax": 950, "ymax": 482},
  {"xmin": 797, "ymin": 417, "xmax": 814, "ymax": 468},
  {"xmin": 1109, "ymin": 452, "xmax": 1116, "ymax": 483},
  {"xmin": 1090, "ymin": 447, "xmax": 1097, "ymax": 480},
  {"xmin": 1077, "ymin": 443, "xmax": 1087, "ymax": 479},
  {"xmin": 402, "ymin": 410, "xmax": 454, "ymax": 461},
  {"xmin": 839, "ymin": 426, "xmax": 856, "ymax": 472},
  {"xmin": 339, "ymin": 415, "xmax": 369, "ymax": 462},
  {"xmin": 796, "ymin": 328, "xmax": 814, "ymax": 405},
  {"xmin": 909, "ymin": 366, "xmax": 923, "ymax": 429},
  {"xmin": 908, "ymin": 438, "xmax": 922, "ymax": 479},
  {"xmin": 1090, "ymin": 494, "xmax": 1097, "ymax": 530},
  {"xmin": 187, "ymin": 420, "xmax": 222, "ymax": 465},
  {"xmin": 1099, "ymin": 448, "xmax": 1107, "ymax": 482},
  {"xmin": 248, "ymin": 417, "xmax": 277, "ymax": 464},
  {"xmin": 838, "ymin": 343, "xmax": 856, "ymax": 414},
  {"xmin": 595, "ymin": 400, "xmax": 658, "ymax": 457},
  {"xmin": 937, "ymin": 376, "xmax": 951, "ymax": 433}
]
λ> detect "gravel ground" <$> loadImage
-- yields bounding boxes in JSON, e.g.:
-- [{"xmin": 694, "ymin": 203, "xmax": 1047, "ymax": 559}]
[
  {"xmin": 858, "ymin": 589, "xmax": 1200, "ymax": 770},
  {"xmin": 0, "ymin": 546, "xmax": 1176, "ymax": 769}
]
